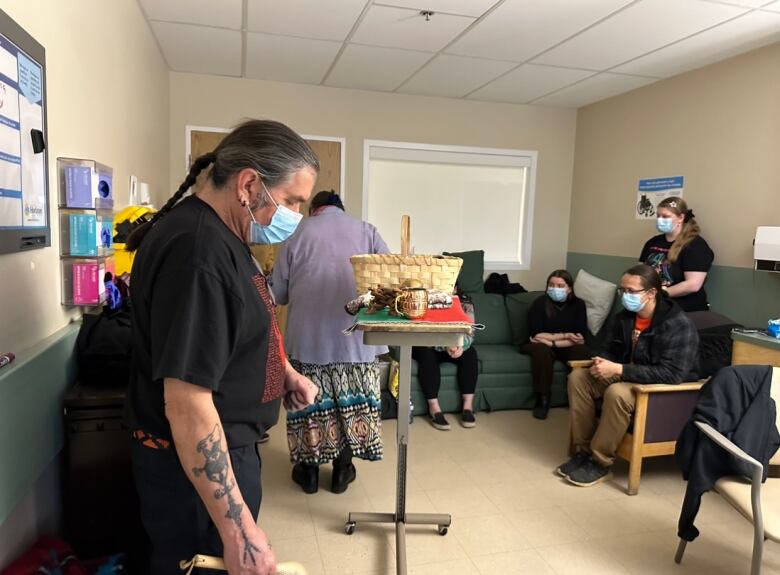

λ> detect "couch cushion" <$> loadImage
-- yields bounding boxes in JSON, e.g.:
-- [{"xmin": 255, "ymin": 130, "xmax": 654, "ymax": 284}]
[
  {"xmin": 574, "ymin": 269, "xmax": 617, "ymax": 336},
  {"xmin": 444, "ymin": 250, "xmax": 484, "ymax": 293},
  {"xmin": 471, "ymin": 293, "xmax": 512, "ymax": 345},
  {"xmin": 505, "ymin": 291, "xmax": 543, "ymax": 346},
  {"xmin": 474, "ymin": 344, "xmax": 530, "ymax": 374}
]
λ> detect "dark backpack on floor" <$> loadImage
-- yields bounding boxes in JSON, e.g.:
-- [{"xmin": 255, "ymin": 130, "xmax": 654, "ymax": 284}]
[{"xmin": 76, "ymin": 310, "xmax": 132, "ymax": 387}]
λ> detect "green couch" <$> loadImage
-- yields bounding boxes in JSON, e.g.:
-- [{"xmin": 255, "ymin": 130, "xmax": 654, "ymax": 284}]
[{"xmin": 405, "ymin": 250, "xmax": 617, "ymax": 415}]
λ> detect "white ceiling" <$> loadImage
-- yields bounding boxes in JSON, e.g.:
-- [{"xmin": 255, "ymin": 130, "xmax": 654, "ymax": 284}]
[{"xmin": 139, "ymin": 0, "xmax": 780, "ymax": 108}]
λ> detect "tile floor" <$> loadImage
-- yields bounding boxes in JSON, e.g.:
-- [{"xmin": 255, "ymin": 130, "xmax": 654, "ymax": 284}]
[{"xmin": 257, "ymin": 408, "xmax": 779, "ymax": 574}]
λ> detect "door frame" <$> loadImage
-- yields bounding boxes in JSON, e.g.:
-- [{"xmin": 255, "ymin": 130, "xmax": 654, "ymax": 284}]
[{"xmin": 185, "ymin": 125, "xmax": 347, "ymax": 200}]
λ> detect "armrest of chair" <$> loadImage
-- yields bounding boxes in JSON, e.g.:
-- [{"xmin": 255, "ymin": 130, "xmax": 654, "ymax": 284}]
[
  {"xmin": 694, "ymin": 421, "xmax": 763, "ymax": 473},
  {"xmin": 568, "ymin": 360, "xmax": 594, "ymax": 369},
  {"xmin": 631, "ymin": 381, "xmax": 706, "ymax": 394}
]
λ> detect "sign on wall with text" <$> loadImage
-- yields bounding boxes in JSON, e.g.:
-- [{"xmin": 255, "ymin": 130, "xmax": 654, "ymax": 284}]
[{"xmin": 636, "ymin": 176, "xmax": 684, "ymax": 219}]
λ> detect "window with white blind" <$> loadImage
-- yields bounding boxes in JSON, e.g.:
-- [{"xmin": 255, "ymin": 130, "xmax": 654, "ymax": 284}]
[{"xmin": 363, "ymin": 140, "xmax": 536, "ymax": 270}]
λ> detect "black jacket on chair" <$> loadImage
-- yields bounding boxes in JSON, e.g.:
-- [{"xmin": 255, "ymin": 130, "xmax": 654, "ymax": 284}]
[{"xmin": 675, "ymin": 364, "xmax": 779, "ymax": 541}]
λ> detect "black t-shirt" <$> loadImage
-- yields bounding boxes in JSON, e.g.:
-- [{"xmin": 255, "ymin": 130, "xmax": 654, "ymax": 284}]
[
  {"xmin": 126, "ymin": 196, "xmax": 284, "ymax": 448},
  {"xmin": 639, "ymin": 234, "xmax": 714, "ymax": 312},
  {"xmin": 527, "ymin": 295, "xmax": 588, "ymax": 339}
]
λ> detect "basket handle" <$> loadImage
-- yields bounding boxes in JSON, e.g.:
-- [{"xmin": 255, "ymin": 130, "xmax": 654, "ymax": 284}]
[{"xmin": 401, "ymin": 214, "xmax": 410, "ymax": 256}]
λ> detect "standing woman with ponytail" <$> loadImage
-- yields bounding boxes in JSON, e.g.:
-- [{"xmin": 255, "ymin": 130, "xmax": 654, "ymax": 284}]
[
  {"xmin": 126, "ymin": 119, "xmax": 319, "ymax": 575},
  {"xmin": 639, "ymin": 197, "xmax": 714, "ymax": 312}
]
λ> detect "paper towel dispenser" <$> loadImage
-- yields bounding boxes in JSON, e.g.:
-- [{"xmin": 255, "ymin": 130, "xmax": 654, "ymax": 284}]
[{"xmin": 754, "ymin": 227, "xmax": 780, "ymax": 272}]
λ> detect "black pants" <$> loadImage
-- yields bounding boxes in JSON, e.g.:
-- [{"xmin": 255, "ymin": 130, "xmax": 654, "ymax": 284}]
[
  {"xmin": 132, "ymin": 442, "xmax": 262, "ymax": 574},
  {"xmin": 520, "ymin": 342, "xmax": 591, "ymax": 396},
  {"xmin": 412, "ymin": 346, "xmax": 478, "ymax": 401}
]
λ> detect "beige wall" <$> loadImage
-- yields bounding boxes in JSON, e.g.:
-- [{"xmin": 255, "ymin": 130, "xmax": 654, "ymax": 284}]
[
  {"xmin": 169, "ymin": 72, "xmax": 578, "ymax": 289},
  {"xmin": 0, "ymin": 0, "xmax": 169, "ymax": 354},
  {"xmin": 569, "ymin": 41, "xmax": 780, "ymax": 268}
]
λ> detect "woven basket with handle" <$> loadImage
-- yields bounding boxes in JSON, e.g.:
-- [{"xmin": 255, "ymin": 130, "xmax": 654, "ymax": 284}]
[{"xmin": 350, "ymin": 215, "xmax": 462, "ymax": 295}]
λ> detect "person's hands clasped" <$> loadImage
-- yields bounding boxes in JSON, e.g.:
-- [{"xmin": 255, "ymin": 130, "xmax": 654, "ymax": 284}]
[
  {"xmin": 447, "ymin": 346, "xmax": 464, "ymax": 359},
  {"xmin": 589, "ymin": 356, "xmax": 622, "ymax": 380},
  {"xmin": 222, "ymin": 524, "xmax": 277, "ymax": 575},
  {"xmin": 567, "ymin": 332, "xmax": 585, "ymax": 345}
]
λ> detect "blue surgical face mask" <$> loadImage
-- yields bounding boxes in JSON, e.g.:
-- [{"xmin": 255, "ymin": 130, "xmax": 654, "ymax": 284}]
[
  {"xmin": 547, "ymin": 286, "xmax": 568, "ymax": 303},
  {"xmin": 656, "ymin": 217, "xmax": 675, "ymax": 234},
  {"xmin": 621, "ymin": 291, "xmax": 647, "ymax": 313},
  {"xmin": 247, "ymin": 181, "xmax": 302, "ymax": 245}
]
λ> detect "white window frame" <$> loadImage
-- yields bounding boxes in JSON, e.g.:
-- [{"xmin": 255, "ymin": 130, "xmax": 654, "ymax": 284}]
[
  {"xmin": 362, "ymin": 139, "xmax": 537, "ymax": 271},
  {"xmin": 184, "ymin": 125, "xmax": 347, "ymax": 200}
]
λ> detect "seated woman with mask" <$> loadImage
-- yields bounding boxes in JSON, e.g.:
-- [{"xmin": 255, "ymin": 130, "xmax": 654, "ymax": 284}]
[{"xmin": 520, "ymin": 270, "xmax": 591, "ymax": 420}]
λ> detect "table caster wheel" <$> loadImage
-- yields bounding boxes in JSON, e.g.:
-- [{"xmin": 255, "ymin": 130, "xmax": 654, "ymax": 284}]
[
  {"xmin": 437, "ymin": 525, "xmax": 448, "ymax": 536},
  {"xmin": 345, "ymin": 522, "xmax": 356, "ymax": 535}
]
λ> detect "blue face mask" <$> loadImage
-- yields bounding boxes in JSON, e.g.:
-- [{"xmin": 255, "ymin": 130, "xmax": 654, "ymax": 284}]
[
  {"xmin": 621, "ymin": 292, "xmax": 647, "ymax": 313},
  {"xmin": 656, "ymin": 217, "xmax": 675, "ymax": 234},
  {"xmin": 547, "ymin": 286, "xmax": 568, "ymax": 303},
  {"xmin": 247, "ymin": 182, "xmax": 302, "ymax": 245}
]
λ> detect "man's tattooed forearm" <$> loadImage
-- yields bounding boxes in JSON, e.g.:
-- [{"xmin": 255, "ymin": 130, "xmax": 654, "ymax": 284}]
[{"xmin": 192, "ymin": 425, "xmax": 261, "ymax": 564}]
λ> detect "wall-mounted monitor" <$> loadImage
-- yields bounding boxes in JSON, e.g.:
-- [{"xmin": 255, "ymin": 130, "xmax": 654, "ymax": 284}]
[{"xmin": 0, "ymin": 8, "xmax": 50, "ymax": 254}]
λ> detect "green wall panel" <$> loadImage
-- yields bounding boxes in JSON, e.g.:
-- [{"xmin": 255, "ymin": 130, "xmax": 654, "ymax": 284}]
[{"xmin": 567, "ymin": 252, "xmax": 780, "ymax": 328}]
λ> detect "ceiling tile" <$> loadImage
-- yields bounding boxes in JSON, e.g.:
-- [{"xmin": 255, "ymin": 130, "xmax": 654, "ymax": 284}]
[
  {"xmin": 534, "ymin": 0, "xmax": 748, "ymax": 70},
  {"xmin": 397, "ymin": 54, "xmax": 516, "ymax": 97},
  {"xmin": 351, "ymin": 5, "xmax": 475, "ymax": 51},
  {"xmin": 325, "ymin": 44, "xmax": 432, "ymax": 91},
  {"xmin": 698, "ymin": 0, "xmax": 774, "ymax": 6},
  {"xmin": 468, "ymin": 64, "xmax": 595, "ymax": 104},
  {"xmin": 140, "ymin": 0, "xmax": 243, "ymax": 29},
  {"xmin": 447, "ymin": 0, "xmax": 633, "ymax": 62},
  {"xmin": 533, "ymin": 72, "xmax": 657, "ymax": 107},
  {"xmin": 375, "ymin": 0, "xmax": 500, "ymax": 18},
  {"xmin": 246, "ymin": 0, "xmax": 369, "ymax": 41},
  {"xmin": 763, "ymin": 0, "xmax": 780, "ymax": 11},
  {"xmin": 245, "ymin": 33, "xmax": 342, "ymax": 84},
  {"xmin": 150, "ymin": 22, "xmax": 242, "ymax": 76},
  {"xmin": 614, "ymin": 10, "xmax": 780, "ymax": 77}
]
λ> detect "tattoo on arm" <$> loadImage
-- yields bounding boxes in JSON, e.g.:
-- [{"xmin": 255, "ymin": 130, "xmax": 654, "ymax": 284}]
[{"xmin": 192, "ymin": 425, "xmax": 261, "ymax": 565}]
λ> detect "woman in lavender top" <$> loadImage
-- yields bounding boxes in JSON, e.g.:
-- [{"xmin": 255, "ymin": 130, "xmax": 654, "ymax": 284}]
[{"xmin": 271, "ymin": 191, "xmax": 389, "ymax": 494}]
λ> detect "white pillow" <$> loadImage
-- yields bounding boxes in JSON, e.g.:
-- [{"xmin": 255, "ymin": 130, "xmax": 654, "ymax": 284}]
[{"xmin": 574, "ymin": 269, "xmax": 617, "ymax": 336}]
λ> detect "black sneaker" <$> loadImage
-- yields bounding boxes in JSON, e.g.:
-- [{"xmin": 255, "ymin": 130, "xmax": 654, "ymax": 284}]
[
  {"xmin": 430, "ymin": 412, "xmax": 451, "ymax": 431},
  {"xmin": 460, "ymin": 410, "xmax": 476, "ymax": 428},
  {"xmin": 565, "ymin": 457, "xmax": 613, "ymax": 487},
  {"xmin": 331, "ymin": 463, "xmax": 357, "ymax": 494},
  {"xmin": 257, "ymin": 432, "xmax": 270, "ymax": 444},
  {"xmin": 292, "ymin": 463, "xmax": 319, "ymax": 494},
  {"xmin": 556, "ymin": 452, "xmax": 590, "ymax": 477},
  {"xmin": 532, "ymin": 395, "xmax": 550, "ymax": 420}
]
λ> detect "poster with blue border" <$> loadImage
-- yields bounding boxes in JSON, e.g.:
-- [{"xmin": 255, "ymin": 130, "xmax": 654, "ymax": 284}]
[
  {"xmin": 0, "ymin": 30, "xmax": 45, "ymax": 229},
  {"xmin": 636, "ymin": 176, "xmax": 684, "ymax": 220}
]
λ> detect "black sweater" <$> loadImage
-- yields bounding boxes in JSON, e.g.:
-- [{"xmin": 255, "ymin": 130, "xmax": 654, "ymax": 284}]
[{"xmin": 527, "ymin": 296, "xmax": 588, "ymax": 339}]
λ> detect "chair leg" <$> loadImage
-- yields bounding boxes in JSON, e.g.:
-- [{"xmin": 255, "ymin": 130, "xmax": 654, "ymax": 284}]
[
  {"xmin": 751, "ymin": 530, "xmax": 763, "ymax": 575},
  {"xmin": 627, "ymin": 453, "xmax": 643, "ymax": 496},
  {"xmin": 674, "ymin": 539, "xmax": 687, "ymax": 564}
]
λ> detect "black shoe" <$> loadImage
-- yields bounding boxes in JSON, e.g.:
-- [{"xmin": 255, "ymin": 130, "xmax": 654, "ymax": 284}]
[
  {"xmin": 556, "ymin": 452, "xmax": 590, "ymax": 477},
  {"xmin": 331, "ymin": 463, "xmax": 357, "ymax": 494},
  {"xmin": 292, "ymin": 463, "xmax": 319, "ymax": 494},
  {"xmin": 460, "ymin": 410, "xmax": 476, "ymax": 428},
  {"xmin": 257, "ymin": 432, "xmax": 270, "ymax": 444},
  {"xmin": 565, "ymin": 457, "xmax": 613, "ymax": 487},
  {"xmin": 430, "ymin": 412, "xmax": 451, "ymax": 431},
  {"xmin": 532, "ymin": 395, "xmax": 550, "ymax": 420}
]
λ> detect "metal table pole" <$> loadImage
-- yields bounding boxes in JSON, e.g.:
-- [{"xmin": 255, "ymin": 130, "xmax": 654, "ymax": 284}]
[{"xmin": 345, "ymin": 330, "xmax": 463, "ymax": 574}]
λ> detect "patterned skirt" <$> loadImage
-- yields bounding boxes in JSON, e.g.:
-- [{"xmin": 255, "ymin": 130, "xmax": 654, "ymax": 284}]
[{"xmin": 287, "ymin": 360, "xmax": 383, "ymax": 465}]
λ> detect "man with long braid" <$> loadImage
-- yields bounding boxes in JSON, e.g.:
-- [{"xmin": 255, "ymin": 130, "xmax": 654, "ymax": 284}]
[{"xmin": 126, "ymin": 120, "xmax": 319, "ymax": 575}]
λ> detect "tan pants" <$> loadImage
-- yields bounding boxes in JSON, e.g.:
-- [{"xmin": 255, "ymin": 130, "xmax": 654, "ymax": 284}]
[{"xmin": 568, "ymin": 368, "xmax": 635, "ymax": 467}]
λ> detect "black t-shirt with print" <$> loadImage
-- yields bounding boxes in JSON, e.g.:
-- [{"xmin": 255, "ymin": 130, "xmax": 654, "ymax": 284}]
[
  {"xmin": 126, "ymin": 196, "xmax": 284, "ymax": 449},
  {"xmin": 639, "ymin": 234, "xmax": 714, "ymax": 312}
]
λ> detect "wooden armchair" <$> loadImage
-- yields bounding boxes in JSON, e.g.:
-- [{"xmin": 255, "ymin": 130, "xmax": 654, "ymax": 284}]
[{"xmin": 568, "ymin": 360, "xmax": 705, "ymax": 495}]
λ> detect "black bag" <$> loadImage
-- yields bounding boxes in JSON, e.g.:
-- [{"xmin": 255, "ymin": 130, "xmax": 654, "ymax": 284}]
[
  {"xmin": 380, "ymin": 389, "xmax": 398, "ymax": 420},
  {"xmin": 76, "ymin": 310, "xmax": 132, "ymax": 386},
  {"xmin": 484, "ymin": 272, "xmax": 526, "ymax": 295}
]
